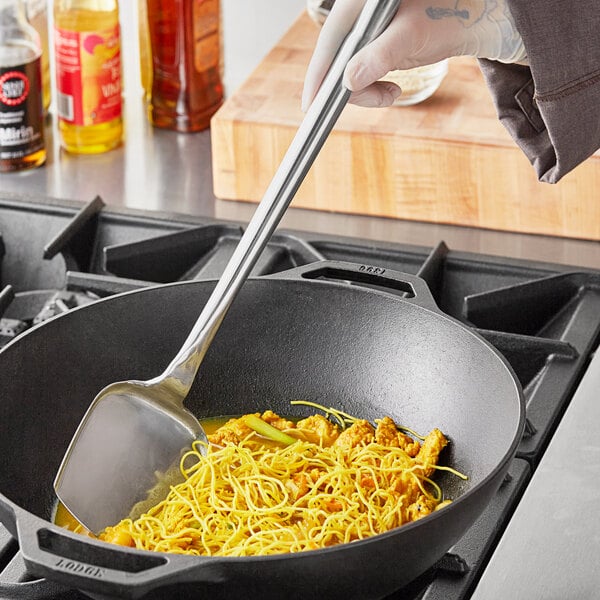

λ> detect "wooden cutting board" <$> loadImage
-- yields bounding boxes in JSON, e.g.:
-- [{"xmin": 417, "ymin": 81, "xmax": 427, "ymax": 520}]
[{"xmin": 211, "ymin": 11, "xmax": 600, "ymax": 240}]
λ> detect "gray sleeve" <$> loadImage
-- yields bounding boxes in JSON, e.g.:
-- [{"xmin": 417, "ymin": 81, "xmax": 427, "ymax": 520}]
[{"xmin": 477, "ymin": 0, "xmax": 600, "ymax": 183}]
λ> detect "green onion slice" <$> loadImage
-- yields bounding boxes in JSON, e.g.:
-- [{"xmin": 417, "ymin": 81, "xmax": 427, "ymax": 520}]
[{"xmin": 241, "ymin": 414, "xmax": 297, "ymax": 446}]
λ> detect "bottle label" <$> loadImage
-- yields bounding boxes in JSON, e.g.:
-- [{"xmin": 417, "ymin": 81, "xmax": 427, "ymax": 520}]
[
  {"xmin": 54, "ymin": 24, "xmax": 122, "ymax": 126},
  {"xmin": 0, "ymin": 59, "xmax": 45, "ymax": 160},
  {"xmin": 193, "ymin": 0, "xmax": 219, "ymax": 72}
]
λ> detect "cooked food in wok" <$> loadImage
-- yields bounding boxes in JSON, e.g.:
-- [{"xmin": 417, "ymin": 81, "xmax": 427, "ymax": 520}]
[{"xmin": 62, "ymin": 403, "xmax": 466, "ymax": 556}]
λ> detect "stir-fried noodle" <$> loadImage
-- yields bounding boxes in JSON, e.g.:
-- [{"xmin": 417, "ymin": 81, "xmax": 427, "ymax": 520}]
[{"xmin": 96, "ymin": 404, "xmax": 466, "ymax": 556}]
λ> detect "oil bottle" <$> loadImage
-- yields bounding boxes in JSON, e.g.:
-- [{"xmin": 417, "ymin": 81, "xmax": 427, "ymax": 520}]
[
  {"xmin": 0, "ymin": 0, "xmax": 46, "ymax": 172},
  {"xmin": 53, "ymin": 0, "xmax": 123, "ymax": 153},
  {"xmin": 144, "ymin": 0, "xmax": 224, "ymax": 132},
  {"xmin": 138, "ymin": 0, "xmax": 151, "ymax": 101},
  {"xmin": 25, "ymin": 0, "xmax": 50, "ymax": 112}
]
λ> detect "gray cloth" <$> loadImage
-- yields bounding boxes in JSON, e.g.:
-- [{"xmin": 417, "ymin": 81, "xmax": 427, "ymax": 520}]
[{"xmin": 478, "ymin": 0, "xmax": 600, "ymax": 183}]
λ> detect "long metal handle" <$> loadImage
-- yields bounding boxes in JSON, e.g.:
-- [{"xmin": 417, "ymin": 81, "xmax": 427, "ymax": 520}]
[{"xmin": 156, "ymin": 0, "xmax": 402, "ymax": 396}]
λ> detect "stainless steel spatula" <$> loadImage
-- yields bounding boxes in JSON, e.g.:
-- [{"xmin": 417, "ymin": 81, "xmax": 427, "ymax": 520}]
[{"xmin": 54, "ymin": 0, "xmax": 402, "ymax": 534}]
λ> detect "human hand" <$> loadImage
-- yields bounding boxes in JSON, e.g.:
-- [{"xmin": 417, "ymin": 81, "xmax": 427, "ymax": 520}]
[{"xmin": 302, "ymin": 0, "xmax": 526, "ymax": 110}]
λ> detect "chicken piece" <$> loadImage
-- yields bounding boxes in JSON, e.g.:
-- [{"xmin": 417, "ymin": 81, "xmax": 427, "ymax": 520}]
[
  {"xmin": 308, "ymin": 467, "xmax": 326, "ymax": 485},
  {"xmin": 324, "ymin": 498, "xmax": 343, "ymax": 512},
  {"xmin": 398, "ymin": 432, "xmax": 421, "ymax": 457},
  {"xmin": 261, "ymin": 410, "xmax": 295, "ymax": 431},
  {"xmin": 390, "ymin": 471, "xmax": 421, "ymax": 499},
  {"xmin": 333, "ymin": 419, "xmax": 374, "ymax": 451},
  {"xmin": 208, "ymin": 428, "xmax": 241, "ymax": 446},
  {"xmin": 207, "ymin": 415, "xmax": 255, "ymax": 445},
  {"xmin": 375, "ymin": 417, "xmax": 421, "ymax": 456},
  {"xmin": 360, "ymin": 473, "xmax": 376, "ymax": 490},
  {"xmin": 295, "ymin": 414, "xmax": 340, "ymax": 446},
  {"xmin": 374, "ymin": 416, "xmax": 398, "ymax": 446},
  {"xmin": 286, "ymin": 472, "xmax": 310, "ymax": 500},
  {"xmin": 286, "ymin": 466, "xmax": 330, "ymax": 500},
  {"xmin": 406, "ymin": 494, "xmax": 438, "ymax": 521},
  {"xmin": 415, "ymin": 428, "xmax": 448, "ymax": 476},
  {"xmin": 100, "ymin": 524, "xmax": 134, "ymax": 547}
]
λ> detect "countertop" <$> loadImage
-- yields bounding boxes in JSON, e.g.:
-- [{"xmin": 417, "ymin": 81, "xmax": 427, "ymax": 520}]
[
  {"xmin": 472, "ymin": 343, "xmax": 600, "ymax": 599},
  {"xmin": 0, "ymin": 0, "xmax": 598, "ymax": 269}
]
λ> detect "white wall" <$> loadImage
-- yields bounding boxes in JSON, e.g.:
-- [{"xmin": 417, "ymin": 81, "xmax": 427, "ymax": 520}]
[{"xmin": 222, "ymin": 0, "xmax": 306, "ymax": 95}]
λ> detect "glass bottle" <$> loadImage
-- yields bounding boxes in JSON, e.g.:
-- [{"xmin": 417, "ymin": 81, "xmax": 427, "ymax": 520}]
[
  {"xmin": 25, "ymin": 0, "xmax": 49, "ymax": 112},
  {"xmin": 138, "ymin": 0, "xmax": 151, "ymax": 101},
  {"xmin": 0, "ymin": 0, "xmax": 46, "ymax": 172},
  {"xmin": 306, "ymin": 0, "xmax": 448, "ymax": 106},
  {"xmin": 144, "ymin": 0, "xmax": 224, "ymax": 132},
  {"xmin": 53, "ymin": 0, "xmax": 123, "ymax": 154}
]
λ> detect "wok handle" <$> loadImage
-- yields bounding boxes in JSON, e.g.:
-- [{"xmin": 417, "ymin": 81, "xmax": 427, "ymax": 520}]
[
  {"xmin": 151, "ymin": 0, "xmax": 402, "ymax": 399},
  {"xmin": 18, "ymin": 519, "xmax": 224, "ymax": 598},
  {"xmin": 270, "ymin": 260, "xmax": 441, "ymax": 312}
]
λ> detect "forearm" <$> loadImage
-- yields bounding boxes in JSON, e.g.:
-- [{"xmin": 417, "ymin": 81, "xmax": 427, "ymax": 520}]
[{"xmin": 479, "ymin": 0, "xmax": 600, "ymax": 182}]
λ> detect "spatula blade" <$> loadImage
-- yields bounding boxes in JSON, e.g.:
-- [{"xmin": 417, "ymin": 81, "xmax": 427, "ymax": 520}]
[{"xmin": 54, "ymin": 390, "xmax": 198, "ymax": 534}]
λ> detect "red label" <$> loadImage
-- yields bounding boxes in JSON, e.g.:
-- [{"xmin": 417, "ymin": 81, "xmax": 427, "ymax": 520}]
[
  {"xmin": 0, "ymin": 71, "xmax": 30, "ymax": 106},
  {"xmin": 0, "ymin": 59, "xmax": 45, "ymax": 161},
  {"xmin": 54, "ymin": 25, "xmax": 122, "ymax": 126}
]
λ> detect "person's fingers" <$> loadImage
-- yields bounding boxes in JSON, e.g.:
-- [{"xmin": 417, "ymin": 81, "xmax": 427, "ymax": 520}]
[
  {"xmin": 342, "ymin": 10, "xmax": 432, "ymax": 92},
  {"xmin": 344, "ymin": 44, "xmax": 393, "ymax": 93},
  {"xmin": 301, "ymin": 0, "xmax": 365, "ymax": 111},
  {"xmin": 348, "ymin": 81, "xmax": 402, "ymax": 107}
]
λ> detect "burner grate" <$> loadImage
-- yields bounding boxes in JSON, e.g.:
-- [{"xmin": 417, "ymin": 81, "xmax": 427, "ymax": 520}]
[
  {"xmin": 1, "ymin": 195, "xmax": 599, "ymax": 600},
  {"xmin": 102, "ymin": 226, "xmax": 326, "ymax": 283},
  {"xmin": 385, "ymin": 459, "xmax": 530, "ymax": 600},
  {"xmin": 0, "ymin": 525, "xmax": 84, "ymax": 600},
  {"xmin": 2, "ymin": 195, "xmax": 600, "ymax": 466}
]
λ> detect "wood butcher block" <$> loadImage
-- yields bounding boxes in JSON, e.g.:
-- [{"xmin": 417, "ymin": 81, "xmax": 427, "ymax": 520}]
[{"xmin": 211, "ymin": 12, "xmax": 600, "ymax": 240}]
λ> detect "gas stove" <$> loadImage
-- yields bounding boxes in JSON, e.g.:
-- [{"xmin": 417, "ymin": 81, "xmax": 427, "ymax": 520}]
[{"xmin": 1, "ymin": 194, "xmax": 599, "ymax": 600}]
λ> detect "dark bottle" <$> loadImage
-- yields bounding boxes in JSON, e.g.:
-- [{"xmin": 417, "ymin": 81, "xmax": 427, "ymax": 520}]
[
  {"xmin": 0, "ymin": 0, "xmax": 45, "ymax": 172},
  {"xmin": 144, "ymin": 0, "xmax": 224, "ymax": 132}
]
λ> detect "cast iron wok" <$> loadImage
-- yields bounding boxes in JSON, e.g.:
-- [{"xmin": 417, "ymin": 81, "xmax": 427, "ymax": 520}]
[{"xmin": 0, "ymin": 261, "xmax": 524, "ymax": 600}]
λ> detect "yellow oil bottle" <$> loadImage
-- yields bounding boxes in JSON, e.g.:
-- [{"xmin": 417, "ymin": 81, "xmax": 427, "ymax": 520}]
[{"xmin": 53, "ymin": 0, "xmax": 123, "ymax": 154}]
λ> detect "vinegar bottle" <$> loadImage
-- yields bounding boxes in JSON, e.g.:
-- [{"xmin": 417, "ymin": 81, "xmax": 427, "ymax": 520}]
[
  {"xmin": 0, "ymin": 0, "xmax": 46, "ymax": 172},
  {"xmin": 25, "ymin": 0, "xmax": 50, "ymax": 112},
  {"xmin": 53, "ymin": 0, "xmax": 123, "ymax": 154},
  {"xmin": 144, "ymin": 0, "xmax": 224, "ymax": 132}
]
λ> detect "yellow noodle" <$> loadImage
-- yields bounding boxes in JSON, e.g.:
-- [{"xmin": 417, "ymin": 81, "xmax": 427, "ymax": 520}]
[
  {"xmin": 100, "ymin": 425, "xmax": 464, "ymax": 556},
  {"xmin": 290, "ymin": 400, "xmax": 358, "ymax": 428}
]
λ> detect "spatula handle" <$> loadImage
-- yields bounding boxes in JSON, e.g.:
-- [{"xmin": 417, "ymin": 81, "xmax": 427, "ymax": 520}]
[{"xmin": 156, "ymin": 0, "xmax": 403, "ymax": 397}]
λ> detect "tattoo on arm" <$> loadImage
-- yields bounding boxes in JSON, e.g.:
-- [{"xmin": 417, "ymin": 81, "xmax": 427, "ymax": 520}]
[
  {"xmin": 426, "ymin": 1, "xmax": 495, "ymax": 27},
  {"xmin": 426, "ymin": 7, "xmax": 470, "ymax": 20}
]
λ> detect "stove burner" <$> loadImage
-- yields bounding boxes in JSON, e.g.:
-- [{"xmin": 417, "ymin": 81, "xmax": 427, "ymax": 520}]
[
  {"xmin": 0, "ymin": 289, "xmax": 98, "ymax": 348},
  {"xmin": 103, "ymin": 225, "xmax": 326, "ymax": 283},
  {"xmin": 31, "ymin": 291, "xmax": 99, "ymax": 324},
  {"xmin": 0, "ymin": 195, "xmax": 599, "ymax": 600},
  {"xmin": 0, "ymin": 525, "xmax": 80, "ymax": 599},
  {"xmin": 0, "ymin": 317, "xmax": 27, "ymax": 346}
]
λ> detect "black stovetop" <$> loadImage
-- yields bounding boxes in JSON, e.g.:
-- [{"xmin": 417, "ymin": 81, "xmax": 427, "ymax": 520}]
[{"xmin": 1, "ymin": 195, "xmax": 599, "ymax": 600}]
